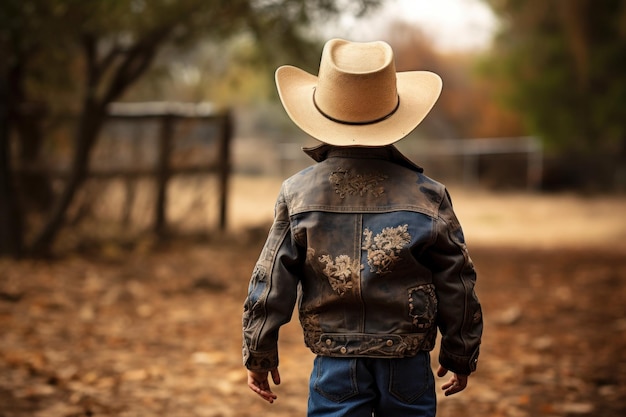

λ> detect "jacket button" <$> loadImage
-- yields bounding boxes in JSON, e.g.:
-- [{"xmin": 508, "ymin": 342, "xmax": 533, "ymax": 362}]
[
  {"xmin": 340, "ymin": 347, "xmax": 347, "ymax": 354},
  {"xmin": 325, "ymin": 339, "xmax": 332, "ymax": 346},
  {"xmin": 386, "ymin": 339, "xmax": 393, "ymax": 347}
]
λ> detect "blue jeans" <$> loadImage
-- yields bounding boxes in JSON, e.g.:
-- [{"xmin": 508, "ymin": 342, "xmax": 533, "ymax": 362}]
[{"xmin": 307, "ymin": 352, "xmax": 436, "ymax": 417}]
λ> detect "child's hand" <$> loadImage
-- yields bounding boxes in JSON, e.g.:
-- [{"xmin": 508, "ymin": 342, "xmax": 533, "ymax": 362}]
[
  {"xmin": 437, "ymin": 365, "xmax": 468, "ymax": 396},
  {"xmin": 247, "ymin": 368, "xmax": 281, "ymax": 403}
]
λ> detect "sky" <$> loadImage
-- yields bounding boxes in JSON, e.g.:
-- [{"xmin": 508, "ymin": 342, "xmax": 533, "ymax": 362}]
[{"xmin": 331, "ymin": 0, "xmax": 498, "ymax": 51}]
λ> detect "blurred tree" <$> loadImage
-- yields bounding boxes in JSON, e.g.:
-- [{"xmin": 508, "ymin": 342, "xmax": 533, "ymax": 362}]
[
  {"xmin": 0, "ymin": 0, "xmax": 381, "ymax": 257},
  {"xmin": 0, "ymin": 62, "xmax": 22, "ymax": 257},
  {"xmin": 131, "ymin": 34, "xmax": 277, "ymax": 105},
  {"xmin": 481, "ymin": 0, "xmax": 626, "ymax": 157},
  {"xmin": 387, "ymin": 21, "xmax": 524, "ymax": 140}
]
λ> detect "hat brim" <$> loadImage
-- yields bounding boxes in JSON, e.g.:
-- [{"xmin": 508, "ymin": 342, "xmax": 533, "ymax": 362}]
[{"xmin": 275, "ymin": 65, "xmax": 442, "ymax": 146}]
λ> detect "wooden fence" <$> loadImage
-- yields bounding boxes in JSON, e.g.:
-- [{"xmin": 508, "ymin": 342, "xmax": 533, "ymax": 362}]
[
  {"xmin": 104, "ymin": 102, "xmax": 233, "ymax": 233},
  {"xmin": 418, "ymin": 136, "xmax": 543, "ymax": 190}
]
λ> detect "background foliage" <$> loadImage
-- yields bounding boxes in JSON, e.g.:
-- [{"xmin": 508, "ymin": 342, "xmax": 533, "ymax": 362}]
[
  {"xmin": 481, "ymin": 0, "xmax": 626, "ymax": 157},
  {"xmin": 2, "ymin": 0, "xmax": 626, "ymax": 258},
  {"xmin": 0, "ymin": 0, "xmax": 381, "ymax": 257}
]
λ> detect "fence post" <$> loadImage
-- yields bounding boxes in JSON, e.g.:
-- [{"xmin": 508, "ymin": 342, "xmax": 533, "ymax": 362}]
[
  {"xmin": 155, "ymin": 115, "xmax": 174, "ymax": 235},
  {"xmin": 527, "ymin": 137, "xmax": 543, "ymax": 190},
  {"xmin": 217, "ymin": 110, "xmax": 232, "ymax": 231}
]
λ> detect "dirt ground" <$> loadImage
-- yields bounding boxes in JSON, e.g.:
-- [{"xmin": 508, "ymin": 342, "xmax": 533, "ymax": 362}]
[{"xmin": 1, "ymin": 179, "xmax": 626, "ymax": 417}]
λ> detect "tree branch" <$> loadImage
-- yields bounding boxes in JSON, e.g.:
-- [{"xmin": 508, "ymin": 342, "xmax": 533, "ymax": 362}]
[{"xmin": 102, "ymin": 27, "xmax": 171, "ymax": 105}]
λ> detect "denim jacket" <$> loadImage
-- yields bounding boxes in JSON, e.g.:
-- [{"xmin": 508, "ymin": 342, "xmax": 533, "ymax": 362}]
[{"xmin": 242, "ymin": 145, "xmax": 482, "ymax": 375}]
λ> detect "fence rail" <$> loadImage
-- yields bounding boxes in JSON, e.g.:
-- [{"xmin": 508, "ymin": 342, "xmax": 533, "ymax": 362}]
[
  {"xmin": 410, "ymin": 136, "xmax": 543, "ymax": 189},
  {"xmin": 16, "ymin": 102, "xmax": 233, "ymax": 235},
  {"xmin": 106, "ymin": 102, "xmax": 233, "ymax": 233}
]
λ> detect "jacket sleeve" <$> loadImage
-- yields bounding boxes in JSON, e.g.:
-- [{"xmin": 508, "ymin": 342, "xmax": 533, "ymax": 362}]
[
  {"xmin": 427, "ymin": 190, "xmax": 483, "ymax": 375},
  {"xmin": 242, "ymin": 187, "xmax": 302, "ymax": 371}
]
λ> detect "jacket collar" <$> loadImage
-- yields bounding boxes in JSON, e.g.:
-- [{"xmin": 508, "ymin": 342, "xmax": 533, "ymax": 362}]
[{"xmin": 302, "ymin": 144, "xmax": 424, "ymax": 173}]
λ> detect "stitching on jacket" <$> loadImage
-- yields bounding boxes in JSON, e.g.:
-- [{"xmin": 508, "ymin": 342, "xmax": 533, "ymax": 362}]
[
  {"xmin": 408, "ymin": 284, "xmax": 437, "ymax": 329},
  {"xmin": 329, "ymin": 168, "xmax": 387, "ymax": 198},
  {"xmin": 300, "ymin": 311, "xmax": 322, "ymax": 350}
]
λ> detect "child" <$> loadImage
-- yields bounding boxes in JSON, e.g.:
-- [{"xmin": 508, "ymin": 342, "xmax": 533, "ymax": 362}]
[{"xmin": 242, "ymin": 38, "xmax": 483, "ymax": 417}]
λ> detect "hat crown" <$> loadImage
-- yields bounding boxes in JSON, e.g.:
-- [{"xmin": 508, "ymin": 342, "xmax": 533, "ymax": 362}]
[{"xmin": 315, "ymin": 39, "xmax": 398, "ymax": 124}]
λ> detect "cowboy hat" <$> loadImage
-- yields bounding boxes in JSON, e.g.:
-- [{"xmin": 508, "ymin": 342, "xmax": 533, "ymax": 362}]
[{"xmin": 275, "ymin": 38, "xmax": 442, "ymax": 146}]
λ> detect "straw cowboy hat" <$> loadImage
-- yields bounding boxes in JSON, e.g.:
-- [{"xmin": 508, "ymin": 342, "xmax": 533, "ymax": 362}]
[{"xmin": 275, "ymin": 38, "xmax": 443, "ymax": 146}]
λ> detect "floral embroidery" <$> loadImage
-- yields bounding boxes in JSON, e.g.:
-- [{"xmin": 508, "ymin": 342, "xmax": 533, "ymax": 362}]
[
  {"xmin": 318, "ymin": 254, "xmax": 362, "ymax": 296},
  {"xmin": 362, "ymin": 224, "xmax": 411, "ymax": 274},
  {"xmin": 329, "ymin": 168, "xmax": 387, "ymax": 198}
]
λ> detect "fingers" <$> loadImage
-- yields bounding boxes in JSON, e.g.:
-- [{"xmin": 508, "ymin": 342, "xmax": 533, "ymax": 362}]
[
  {"xmin": 440, "ymin": 373, "xmax": 468, "ymax": 397},
  {"xmin": 436, "ymin": 365, "xmax": 448, "ymax": 378},
  {"xmin": 271, "ymin": 368, "xmax": 281, "ymax": 385},
  {"xmin": 247, "ymin": 370, "xmax": 279, "ymax": 404},
  {"xmin": 248, "ymin": 379, "xmax": 277, "ymax": 403}
]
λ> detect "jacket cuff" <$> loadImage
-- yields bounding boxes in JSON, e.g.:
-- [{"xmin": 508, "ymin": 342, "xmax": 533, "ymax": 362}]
[
  {"xmin": 439, "ymin": 346, "xmax": 480, "ymax": 375},
  {"xmin": 243, "ymin": 346, "xmax": 279, "ymax": 371}
]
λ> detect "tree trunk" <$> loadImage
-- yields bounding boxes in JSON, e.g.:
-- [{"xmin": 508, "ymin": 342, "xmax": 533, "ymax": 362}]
[
  {"xmin": 27, "ymin": 31, "xmax": 164, "ymax": 255},
  {"xmin": 29, "ymin": 100, "xmax": 105, "ymax": 255},
  {"xmin": 0, "ymin": 70, "xmax": 23, "ymax": 258},
  {"xmin": 14, "ymin": 102, "xmax": 54, "ymax": 211}
]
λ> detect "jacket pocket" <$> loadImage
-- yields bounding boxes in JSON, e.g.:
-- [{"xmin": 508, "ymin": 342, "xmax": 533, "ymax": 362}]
[{"xmin": 408, "ymin": 284, "xmax": 437, "ymax": 330}]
